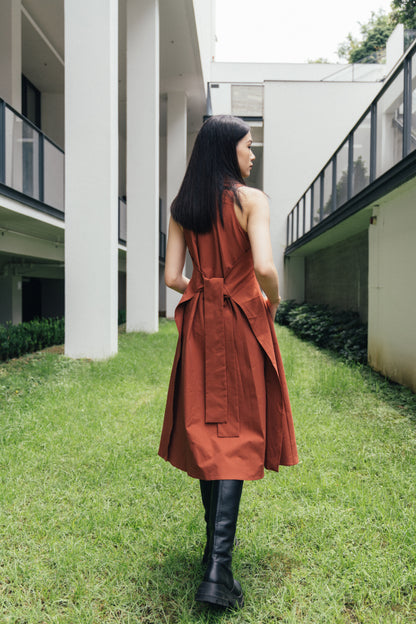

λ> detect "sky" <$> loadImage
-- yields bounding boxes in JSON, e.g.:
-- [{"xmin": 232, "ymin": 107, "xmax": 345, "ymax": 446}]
[{"xmin": 215, "ymin": 0, "xmax": 395, "ymax": 64}]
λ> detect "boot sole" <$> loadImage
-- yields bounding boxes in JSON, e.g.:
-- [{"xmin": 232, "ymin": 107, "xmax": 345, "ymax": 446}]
[{"xmin": 196, "ymin": 581, "xmax": 244, "ymax": 609}]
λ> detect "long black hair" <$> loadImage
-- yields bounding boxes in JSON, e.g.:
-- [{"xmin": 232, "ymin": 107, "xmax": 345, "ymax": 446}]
[{"xmin": 171, "ymin": 115, "xmax": 250, "ymax": 233}]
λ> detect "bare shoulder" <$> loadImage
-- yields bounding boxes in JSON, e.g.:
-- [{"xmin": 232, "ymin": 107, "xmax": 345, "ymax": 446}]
[{"xmin": 237, "ymin": 186, "xmax": 269, "ymax": 214}]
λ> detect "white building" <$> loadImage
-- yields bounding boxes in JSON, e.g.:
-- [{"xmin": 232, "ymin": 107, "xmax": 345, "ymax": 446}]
[
  {"xmin": 0, "ymin": 3, "xmax": 415, "ymax": 391},
  {"xmin": 0, "ymin": 0, "xmax": 213, "ymax": 359}
]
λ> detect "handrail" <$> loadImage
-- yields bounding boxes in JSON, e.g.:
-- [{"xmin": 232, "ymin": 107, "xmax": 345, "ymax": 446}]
[
  {"xmin": 0, "ymin": 98, "xmax": 65, "ymax": 212},
  {"xmin": 286, "ymin": 36, "xmax": 416, "ymax": 249},
  {"xmin": 0, "ymin": 98, "xmax": 168, "ymax": 260},
  {"xmin": 0, "ymin": 97, "xmax": 64, "ymax": 154}
]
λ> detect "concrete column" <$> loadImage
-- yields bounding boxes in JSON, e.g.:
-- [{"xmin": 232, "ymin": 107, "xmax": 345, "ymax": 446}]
[
  {"xmin": 11, "ymin": 275, "xmax": 22, "ymax": 324},
  {"xmin": 368, "ymin": 189, "xmax": 416, "ymax": 392},
  {"xmin": 166, "ymin": 91, "xmax": 187, "ymax": 319},
  {"xmin": 64, "ymin": 0, "xmax": 118, "ymax": 359},
  {"xmin": 0, "ymin": 0, "xmax": 21, "ymax": 110},
  {"xmin": 126, "ymin": 0, "xmax": 159, "ymax": 333},
  {"xmin": 0, "ymin": 276, "xmax": 22, "ymax": 325}
]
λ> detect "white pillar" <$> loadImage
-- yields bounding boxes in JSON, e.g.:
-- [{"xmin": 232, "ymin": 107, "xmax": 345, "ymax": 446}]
[
  {"xmin": 11, "ymin": 276, "xmax": 22, "ymax": 324},
  {"xmin": 0, "ymin": 0, "xmax": 21, "ymax": 110},
  {"xmin": 0, "ymin": 276, "xmax": 22, "ymax": 325},
  {"xmin": 126, "ymin": 0, "xmax": 159, "ymax": 333},
  {"xmin": 166, "ymin": 91, "xmax": 187, "ymax": 319},
  {"xmin": 64, "ymin": 0, "xmax": 118, "ymax": 359}
]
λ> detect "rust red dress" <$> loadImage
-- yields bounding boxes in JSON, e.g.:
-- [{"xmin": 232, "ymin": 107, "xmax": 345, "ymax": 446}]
[{"xmin": 158, "ymin": 191, "xmax": 298, "ymax": 480}]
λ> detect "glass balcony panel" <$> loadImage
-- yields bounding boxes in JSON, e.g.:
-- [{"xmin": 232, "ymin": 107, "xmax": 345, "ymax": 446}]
[
  {"xmin": 290, "ymin": 210, "xmax": 295, "ymax": 245},
  {"xmin": 376, "ymin": 70, "xmax": 404, "ymax": 177},
  {"xmin": 5, "ymin": 108, "xmax": 23, "ymax": 193},
  {"xmin": 410, "ymin": 52, "xmax": 416, "ymax": 153},
  {"xmin": 352, "ymin": 112, "xmax": 371, "ymax": 195},
  {"xmin": 322, "ymin": 162, "xmax": 333, "ymax": 218},
  {"xmin": 44, "ymin": 139, "xmax": 64, "ymax": 212},
  {"xmin": 293, "ymin": 204, "xmax": 299, "ymax": 242},
  {"xmin": 287, "ymin": 212, "xmax": 292, "ymax": 245},
  {"xmin": 5, "ymin": 107, "xmax": 39, "ymax": 199},
  {"xmin": 335, "ymin": 141, "xmax": 349, "ymax": 208},
  {"xmin": 304, "ymin": 190, "xmax": 311, "ymax": 234},
  {"xmin": 119, "ymin": 198, "xmax": 127, "ymax": 242},
  {"xmin": 312, "ymin": 179, "xmax": 321, "ymax": 226}
]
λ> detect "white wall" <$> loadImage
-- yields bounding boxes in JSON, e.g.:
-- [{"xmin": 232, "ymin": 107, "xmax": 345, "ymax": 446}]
[
  {"xmin": 0, "ymin": 0, "xmax": 21, "ymax": 111},
  {"xmin": 284, "ymin": 256, "xmax": 305, "ymax": 303},
  {"xmin": 368, "ymin": 179, "xmax": 416, "ymax": 392},
  {"xmin": 41, "ymin": 93, "xmax": 65, "ymax": 149},
  {"xmin": 192, "ymin": 0, "xmax": 215, "ymax": 89},
  {"xmin": 263, "ymin": 80, "xmax": 381, "ymax": 297}
]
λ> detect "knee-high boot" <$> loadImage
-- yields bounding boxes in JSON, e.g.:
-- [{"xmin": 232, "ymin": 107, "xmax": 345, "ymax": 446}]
[
  {"xmin": 196, "ymin": 480, "xmax": 244, "ymax": 609},
  {"xmin": 199, "ymin": 480, "xmax": 213, "ymax": 565}
]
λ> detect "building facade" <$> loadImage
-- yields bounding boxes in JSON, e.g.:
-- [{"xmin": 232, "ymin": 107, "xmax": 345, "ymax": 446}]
[
  {"xmin": 0, "ymin": 0, "xmax": 213, "ymax": 358},
  {"xmin": 0, "ymin": 3, "xmax": 414, "ymax": 390}
]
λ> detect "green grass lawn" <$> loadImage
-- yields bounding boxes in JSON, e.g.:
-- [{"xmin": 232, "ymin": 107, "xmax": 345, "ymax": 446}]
[{"xmin": 0, "ymin": 320, "xmax": 415, "ymax": 623}]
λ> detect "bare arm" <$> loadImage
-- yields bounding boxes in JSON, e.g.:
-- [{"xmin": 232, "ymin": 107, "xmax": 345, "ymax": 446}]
[
  {"xmin": 239, "ymin": 187, "xmax": 281, "ymax": 319},
  {"xmin": 165, "ymin": 217, "xmax": 190, "ymax": 294}
]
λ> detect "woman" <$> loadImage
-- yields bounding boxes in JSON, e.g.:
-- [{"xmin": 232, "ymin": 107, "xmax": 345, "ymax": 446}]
[{"xmin": 158, "ymin": 115, "xmax": 298, "ymax": 609}]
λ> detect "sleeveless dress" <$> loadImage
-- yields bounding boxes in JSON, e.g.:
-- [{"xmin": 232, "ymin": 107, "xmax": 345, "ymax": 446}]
[{"xmin": 158, "ymin": 190, "xmax": 298, "ymax": 480}]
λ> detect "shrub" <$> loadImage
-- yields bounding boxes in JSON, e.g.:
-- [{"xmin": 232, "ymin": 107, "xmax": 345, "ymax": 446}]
[
  {"xmin": 276, "ymin": 301, "xmax": 368, "ymax": 363},
  {"xmin": 0, "ymin": 317, "xmax": 64, "ymax": 362},
  {"xmin": 275, "ymin": 299, "xmax": 297, "ymax": 326}
]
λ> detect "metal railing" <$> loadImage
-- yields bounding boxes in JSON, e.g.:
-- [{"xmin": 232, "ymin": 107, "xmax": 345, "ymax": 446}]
[
  {"xmin": 118, "ymin": 197, "xmax": 127, "ymax": 243},
  {"xmin": 286, "ymin": 39, "xmax": 416, "ymax": 250},
  {"xmin": 0, "ymin": 99, "xmax": 167, "ymax": 259},
  {"xmin": 0, "ymin": 98, "xmax": 64, "ymax": 216}
]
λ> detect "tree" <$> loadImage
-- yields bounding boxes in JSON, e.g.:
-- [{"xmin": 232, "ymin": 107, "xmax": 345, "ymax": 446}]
[
  {"xmin": 391, "ymin": 0, "xmax": 416, "ymax": 29},
  {"xmin": 307, "ymin": 57, "xmax": 330, "ymax": 64},
  {"xmin": 337, "ymin": 10, "xmax": 395, "ymax": 63}
]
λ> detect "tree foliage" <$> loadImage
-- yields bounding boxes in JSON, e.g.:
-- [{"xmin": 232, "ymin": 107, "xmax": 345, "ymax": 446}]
[
  {"xmin": 307, "ymin": 57, "xmax": 330, "ymax": 64},
  {"xmin": 337, "ymin": 10, "xmax": 395, "ymax": 63},
  {"xmin": 391, "ymin": 0, "xmax": 416, "ymax": 29}
]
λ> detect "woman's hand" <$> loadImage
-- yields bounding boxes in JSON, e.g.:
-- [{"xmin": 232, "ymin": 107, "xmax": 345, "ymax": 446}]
[
  {"xmin": 265, "ymin": 296, "xmax": 281, "ymax": 322},
  {"xmin": 269, "ymin": 297, "xmax": 281, "ymax": 322}
]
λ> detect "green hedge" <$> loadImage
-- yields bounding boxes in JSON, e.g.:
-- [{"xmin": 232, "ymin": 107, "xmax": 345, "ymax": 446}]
[
  {"xmin": 276, "ymin": 300, "xmax": 368, "ymax": 363},
  {"xmin": 0, "ymin": 317, "xmax": 64, "ymax": 362}
]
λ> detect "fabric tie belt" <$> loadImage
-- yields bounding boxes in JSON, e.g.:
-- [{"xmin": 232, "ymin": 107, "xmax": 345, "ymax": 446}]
[{"xmin": 199, "ymin": 275, "xmax": 240, "ymax": 437}]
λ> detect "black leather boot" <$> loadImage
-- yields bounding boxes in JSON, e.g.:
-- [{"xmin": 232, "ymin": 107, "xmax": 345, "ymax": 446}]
[
  {"xmin": 196, "ymin": 480, "xmax": 244, "ymax": 609},
  {"xmin": 199, "ymin": 480, "xmax": 213, "ymax": 565}
]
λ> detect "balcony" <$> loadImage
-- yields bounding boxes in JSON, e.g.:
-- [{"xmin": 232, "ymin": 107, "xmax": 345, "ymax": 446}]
[
  {"xmin": 0, "ymin": 100, "xmax": 166, "ymax": 258},
  {"xmin": 286, "ymin": 38, "xmax": 416, "ymax": 253},
  {"xmin": 0, "ymin": 98, "xmax": 64, "ymax": 218}
]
